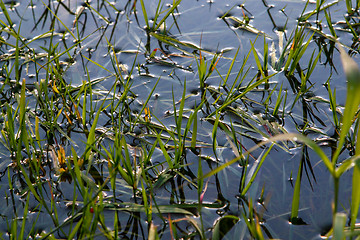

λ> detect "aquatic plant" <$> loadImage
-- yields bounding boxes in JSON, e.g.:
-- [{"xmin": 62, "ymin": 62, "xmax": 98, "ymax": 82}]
[{"xmin": 0, "ymin": 0, "xmax": 359, "ymax": 239}]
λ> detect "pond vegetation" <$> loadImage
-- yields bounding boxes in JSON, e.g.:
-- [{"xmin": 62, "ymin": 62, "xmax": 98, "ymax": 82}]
[{"xmin": 0, "ymin": 0, "xmax": 360, "ymax": 239}]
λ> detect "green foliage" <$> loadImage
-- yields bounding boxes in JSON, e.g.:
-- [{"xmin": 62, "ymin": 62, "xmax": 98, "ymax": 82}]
[{"xmin": 0, "ymin": 0, "xmax": 359, "ymax": 239}]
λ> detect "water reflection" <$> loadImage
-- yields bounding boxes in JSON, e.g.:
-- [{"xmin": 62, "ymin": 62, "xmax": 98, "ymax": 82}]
[{"xmin": 0, "ymin": 0, "xmax": 358, "ymax": 239}]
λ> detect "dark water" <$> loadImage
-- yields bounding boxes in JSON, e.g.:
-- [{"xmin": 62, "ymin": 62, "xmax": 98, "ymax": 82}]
[{"xmin": 0, "ymin": 0, "xmax": 359, "ymax": 239}]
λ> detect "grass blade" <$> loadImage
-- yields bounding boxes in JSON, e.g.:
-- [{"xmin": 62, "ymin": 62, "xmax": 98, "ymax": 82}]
[
  {"xmin": 332, "ymin": 46, "xmax": 360, "ymax": 164},
  {"xmin": 333, "ymin": 213, "xmax": 347, "ymax": 240},
  {"xmin": 139, "ymin": 0, "xmax": 150, "ymax": 29}
]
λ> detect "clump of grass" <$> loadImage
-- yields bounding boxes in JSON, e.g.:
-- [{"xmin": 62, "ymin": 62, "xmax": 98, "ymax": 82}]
[
  {"xmin": 345, "ymin": 0, "xmax": 360, "ymax": 15},
  {"xmin": 1, "ymin": 0, "xmax": 360, "ymax": 239},
  {"xmin": 242, "ymin": 46, "xmax": 360, "ymax": 236}
]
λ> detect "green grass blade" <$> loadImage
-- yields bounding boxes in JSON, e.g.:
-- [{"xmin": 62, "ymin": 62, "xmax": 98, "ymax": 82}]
[
  {"xmin": 290, "ymin": 151, "xmax": 303, "ymax": 221},
  {"xmin": 351, "ymin": 163, "xmax": 360, "ymax": 231},
  {"xmin": 156, "ymin": 133, "xmax": 173, "ymax": 169},
  {"xmin": 154, "ymin": 0, "xmax": 181, "ymax": 31},
  {"xmin": 324, "ymin": 10, "xmax": 337, "ymax": 38},
  {"xmin": 212, "ymin": 112, "xmax": 220, "ymax": 160},
  {"xmin": 333, "ymin": 46, "xmax": 360, "ymax": 164},
  {"xmin": 212, "ymin": 215, "xmax": 240, "ymax": 240},
  {"xmin": 344, "ymin": 16, "xmax": 358, "ymax": 39},
  {"xmin": 333, "ymin": 213, "xmax": 347, "ymax": 240},
  {"xmin": 202, "ymin": 133, "xmax": 333, "ymax": 181},
  {"xmin": 82, "ymin": 55, "xmax": 113, "ymax": 74},
  {"xmin": 208, "ymin": 73, "xmax": 277, "ymax": 118},
  {"xmin": 222, "ymin": 47, "xmax": 240, "ymax": 87},
  {"xmin": 273, "ymin": 83, "xmax": 283, "ymax": 116},
  {"xmin": 19, "ymin": 194, "xmax": 30, "ymax": 240},
  {"xmin": 250, "ymin": 39, "xmax": 265, "ymax": 78},
  {"xmin": 40, "ymin": 0, "xmax": 77, "ymax": 40},
  {"xmin": 149, "ymin": 223, "xmax": 160, "ymax": 240},
  {"xmin": 351, "ymin": 123, "xmax": 360, "ymax": 231},
  {"xmin": 327, "ymin": 80, "xmax": 339, "ymax": 129},
  {"xmin": 177, "ymin": 80, "xmax": 186, "ymax": 136},
  {"xmin": 191, "ymin": 108, "xmax": 198, "ymax": 151},
  {"xmin": 241, "ymin": 144, "xmax": 274, "ymax": 195},
  {"xmin": 0, "ymin": 0, "xmax": 13, "ymax": 26},
  {"xmin": 84, "ymin": 100, "xmax": 107, "ymax": 161},
  {"xmin": 134, "ymin": 76, "xmax": 160, "ymax": 126},
  {"xmin": 68, "ymin": 218, "xmax": 84, "ymax": 239},
  {"xmin": 105, "ymin": 202, "xmax": 195, "ymax": 215},
  {"xmin": 139, "ymin": 0, "xmax": 150, "ymax": 29}
]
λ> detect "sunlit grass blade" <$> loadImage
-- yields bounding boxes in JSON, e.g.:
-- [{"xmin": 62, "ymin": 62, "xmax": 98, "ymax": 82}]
[
  {"xmin": 242, "ymin": 200, "xmax": 265, "ymax": 240},
  {"xmin": 273, "ymin": 83, "xmax": 283, "ymax": 116},
  {"xmin": 154, "ymin": 0, "xmax": 181, "ymax": 31},
  {"xmin": 241, "ymin": 144, "xmax": 274, "ymax": 196},
  {"xmin": 148, "ymin": 223, "xmax": 160, "ymax": 240},
  {"xmin": 299, "ymin": 0, "xmax": 339, "ymax": 22},
  {"xmin": 211, "ymin": 112, "xmax": 220, "ymax": 160},
  {"xmin": 156, "ymin": 133, "xmax": 174, "ymax": 169},
  {"xmin": 133, "ymin": 77, "xmax": 160, "ymax": 126},
  {"xmin": 344, "ymin": 16, "xmax": 358, "ymax": 40},
  {"xmin": 191, "ymin": 108, "xmax": 198, "ymax": 151},
  {"xmin": 40, "ymin": 0, "xmax": 77, "ymax": 41},
  {"xmin": 324, "ymin": 10, "xmax": 337, "ymax": 39},
  {"xmin": 201, "ymin": 133, "xmax": 333, "ymax": 181},
  {"xmin": 150, "ymin": 32, "xmax": 225, "ymax": 58},
  {"xmin": 222, "ymin": 47, "xmax": 240, "ymax": 87},
  {"xmin": 290, "ymin": 148, "xmax": 304, "ymax": 222},
  {"xmin": 0, "ymin": 0, "xmax": 13, "ymax": 26},
  {"xmin": 84, "ymin": 100, "xmax": 107, "ymax": 162},
  {"xmin": 350, "ymin": 117, "xmax": 360, "ymax": 231},
  {"xmin": 105, "ymin": 202, "xmax": 195, "ymax": 215},
  {"xmin": 332, "ymin": 46, "xmax": 360, "ymax": 164},
  {"xmin": 82, "ymin": 55, "xmax": 113, "ymax": 74},
  {"xmin": 212, "ymin": 215, "xmax": 240, "ymax": 240},
  {"xmin": 83, "ymin": 2, "xmax": 110, "ymax": 24},
  {"xmin": 250, "ymin": 37, "xmax": 265, "ymax": 78},
  {"xmin": 208, "ymin": 73, "xmax": 277, "ymax": 118},
  {"xmin": 288, "ymin": 31, "xmax": 313, "ymax": 76},
  {"xmin": 19, "ymin": 194, "xmax": 30, "ymax": 240},
  {"xmin": 176, "ymin": 81, "xmax": 186, "ymax": 136},
  {"xmin": 333, "ymin": 213, "xmax": 347, "ymax": 240},
  {"xmin": 139, "ymin": 0, "xmax": 150, "ymax": 29},
  {"xmin": 326, "ymin": 80, "xmax": 339, "ymax": 130},
  {"xmin": 68, "ymin": 218, "xmax": 84, "ymax": 239},
  {"xmin": 351, "ymin": 162, "xmax": 360, "ymax": 231},
  {"xmin": 226, "ymin": 15, "xmax": 268, "ymax": 37}
]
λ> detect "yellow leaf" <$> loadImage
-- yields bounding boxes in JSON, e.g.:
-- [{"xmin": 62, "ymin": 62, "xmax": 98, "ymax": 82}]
[
  {"xmin": 57, "ymin": 145, "xmax": 66, "ymax": 166},
  {"xmin": 52, "ymin": 80, "xmax": 60, "ymax": 94},
  {"xmin": 64, "ymin": 111, "xmax": 72, "ymax": 125},
  {"xmin": 73, "ymin": 104, "xmax": 82, "ymax": 121},
  {"xmin": 144, "ymin": 106, "xmax": 151, "ymax": 122}
]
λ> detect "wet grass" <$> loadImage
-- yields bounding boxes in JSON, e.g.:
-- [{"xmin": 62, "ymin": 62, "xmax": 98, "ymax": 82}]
[{"xmin": 0, "ymin": 0, "xmax": 360, "ymax": 239}]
